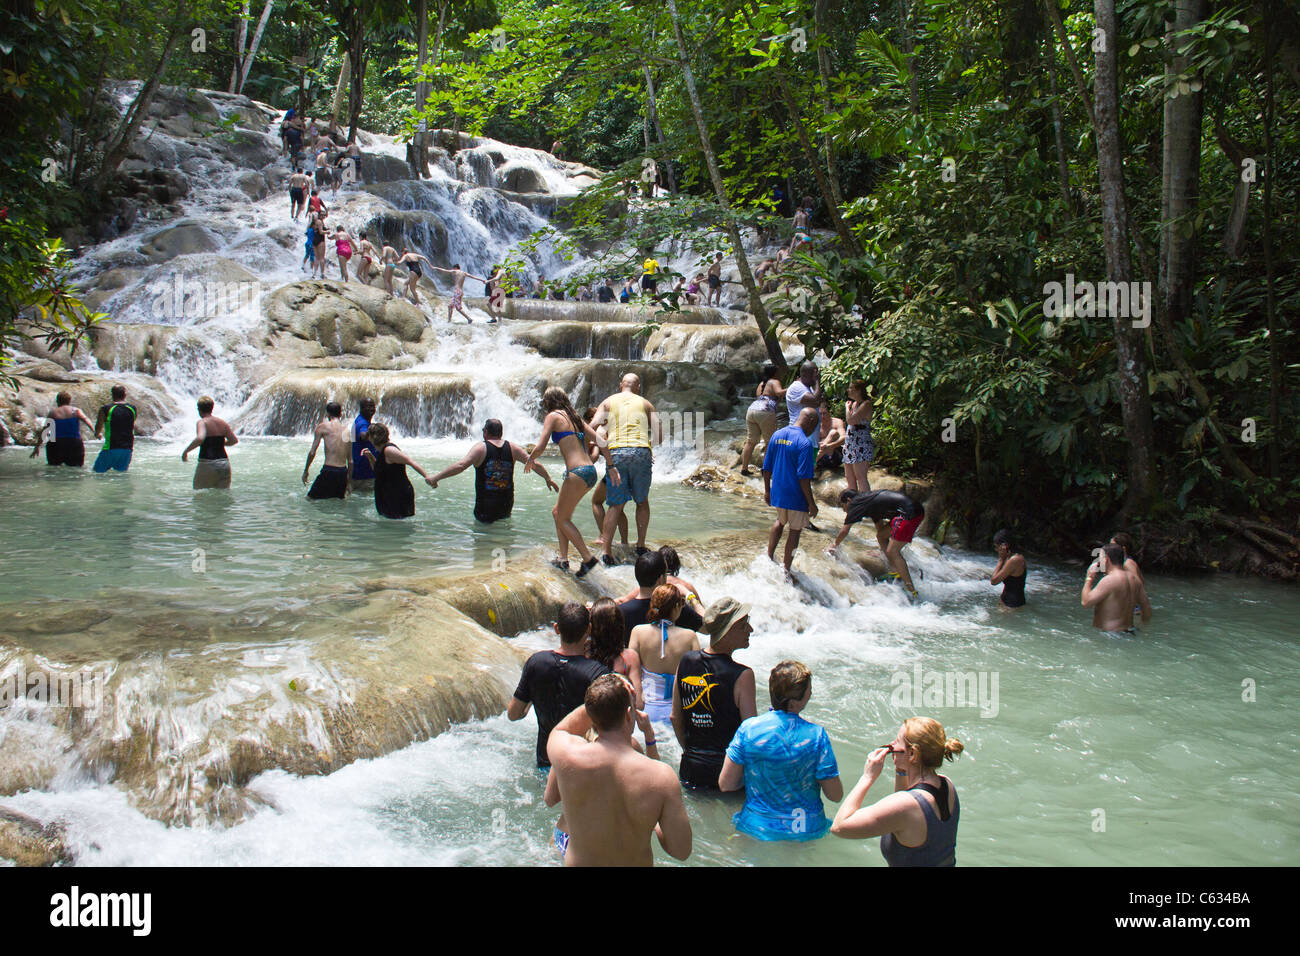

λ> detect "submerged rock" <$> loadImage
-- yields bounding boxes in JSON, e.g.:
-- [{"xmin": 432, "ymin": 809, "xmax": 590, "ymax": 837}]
[
  {"xmin": 0, "ymin": 805, "xmax": 71, "ymax": 866},
  {"xmin": 0, "ymin": 591, "xmax": 524, "ymax": 827}
]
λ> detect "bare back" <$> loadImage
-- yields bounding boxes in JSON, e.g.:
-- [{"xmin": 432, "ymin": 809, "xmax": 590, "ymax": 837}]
[
  {"xmin": 555, "ymin": 740, "xmax": 675, "ymax": 866},
  {"xmin": 629, "ymin": 622, "xmax": 698, "ymax": 678},
  {"xmin": 1091, "ymin": 569, "xmax": 1139, "ymax": 631},
  {"xmin": 317, "ymin": 418, "xmax": 348, "ymax": 467}
]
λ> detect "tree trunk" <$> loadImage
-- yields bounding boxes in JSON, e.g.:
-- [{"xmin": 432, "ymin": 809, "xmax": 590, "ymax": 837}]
[
  {"xmin": 1262, "ymin": 29, "xmax": 1280, "ymax": 479},
  {"xmin": 1043, "ymin": 9, "xmax": 1072, "ymax": 210},
  {"xmin": 740, "ymin": 4, "xmax": 860, "ymax": 254},
  {"xmin": 236, "ymin": 1, "xmax": 274, "ymax": 95},
  {"xmin": 812, "ymin": 0, "xmax": 846, "ymax": 210},
  {"xmin": 1046, "ymin": 0, "xmax": 1094, "ymax": 122},
  {"xmin": 1092, "ymin": 0, "xmax": 1157, "ymax": 513},
  {"xmin": 643, "ymin": 63, "xmax": 676, "ymax": 194},
  {"xmin": 92, "ymin": 16, "xmax": 185, "ymax": 195},
  {"xmin": 665, "ymin": 0, "xmax": 785, "ymax": 369},
  {"xmin": 899, "ymin": 0, "xmax": 920, "ymax": 114},
  {"xmin": 230, "ymin": 3, "xmax": 249, "ymax": 94},
  {"xmin": 412, "ymin": 0, "xmax": 429, "ymax": 178},
  {"xmin": 1159, "ymin": 0, "xmax": 1206, "ymax": 346}
]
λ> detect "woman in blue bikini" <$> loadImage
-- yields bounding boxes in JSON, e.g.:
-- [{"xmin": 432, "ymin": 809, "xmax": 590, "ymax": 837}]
[
  {"xmin": 628, "ymin": 585, "xmax": 700, "ymax": 725},
  {"xmin": 526, "ymin": 386, "xmax": 617, "ymax": 576}
]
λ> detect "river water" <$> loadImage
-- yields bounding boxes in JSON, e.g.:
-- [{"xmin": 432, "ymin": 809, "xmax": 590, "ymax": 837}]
[{"xmin": 1, "ymin": 441, "xmax": 1296, "ymax": 866}]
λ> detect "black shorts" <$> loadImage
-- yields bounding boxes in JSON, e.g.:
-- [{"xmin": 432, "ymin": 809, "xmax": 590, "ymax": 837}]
[
  {"xmin": 708, "ymin": 273, "xmax": 721, "ymax": 289},
  {"xmin": 307, "ymin": 465, "xmax": 348, "ymax": 500},
  {"xmin": 46, "ymin": 437, "xmax": 85, "ymax": 467},
  {"xmin": 679, "ymin": 752, "xmax": 724, "ymax": 791},
  {"xmin": 641, "ymin": 274, "xmax": 657, "ymax": 291},
  {"xmin": 289, "ymin": 187, "xmax": 304, "ymax": 203},
  {"xmin": 315, "ymin": 168, "xmax": 329, "ymax": 187}
]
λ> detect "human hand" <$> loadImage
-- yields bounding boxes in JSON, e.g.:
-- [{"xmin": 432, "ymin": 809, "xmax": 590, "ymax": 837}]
[
  {"xmin": 608, "ymin": 468, "xmax": 622, "ymax": 487},
  {"xmin": 547, "ymin": 479, "xmax": 559, "ymax": 493},
  {"xmin": 865, "ymin": 746, "xmax": 891, "ymax": 778},
  {"xmin": 425, "ymin": 477, "xmax": 437, "ymax": 488},
  {"xmin": 302, "ymin": 471, "xmax": 309, "ymax": 485},
  {"xmin": 181, "ymin": 450, "xmax": 189, "ymax": 462}
]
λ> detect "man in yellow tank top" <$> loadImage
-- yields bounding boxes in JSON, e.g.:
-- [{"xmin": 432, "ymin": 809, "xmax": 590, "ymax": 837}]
[{"xmin": 592, "ymin": 373, "xmax": 660, "ymax": 565}]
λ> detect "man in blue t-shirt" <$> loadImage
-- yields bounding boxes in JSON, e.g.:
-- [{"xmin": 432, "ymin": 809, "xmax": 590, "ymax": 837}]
[
  {"xmin": 346, "ymin": 398, "xmax": 377, "ymax": 493},
  {"xmin": 719, "ymin": 660, "xmax": 842, "ymax": 841},
  {"xmin": 762, "ymin": 407, "xmax": 819, "ymax": 572}
]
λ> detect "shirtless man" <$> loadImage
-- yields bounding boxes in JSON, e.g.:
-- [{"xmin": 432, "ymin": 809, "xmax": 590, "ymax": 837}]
[
  {"xmin": 288, "ymin": 168, "xmax": 311, "ymax": 220},
  {"xmin": 381, "ymin": 244, "xmax": 400, "ymax": 295},
  {"xmin": 543, "ymin": 673, "xmax": 692, "ymax": 867},
  {"xmin": 397, "ymin": 248, "xmax": 434, "ymax": 305},
  {"xmin": 1110, "ymin": 532, "xmax": 1145, "ymax": 587},
  {"xmin": 355, "ymin": 232, "xmax": 380, "ymax": 285},
  {"xmin": 314, "ymin": 148, "xmax": 332, "ymax": 193},
  {"xmin": 431, "ymin": 263, "xmax": 486, "ymax": 324},
  {"xmin": 706, "ymin": 252, "xmax": 724, "ymax": 306},
  {"xmin": 1082, "ymin": 543, "xmax": 1152, "ymax": 632},
  {"xmin": 302, "ymin": 402, "xmax": 350, "ymax": 499}
]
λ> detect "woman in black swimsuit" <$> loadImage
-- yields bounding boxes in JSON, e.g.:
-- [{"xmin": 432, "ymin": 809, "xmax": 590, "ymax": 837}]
[
  {"xmin": 360, "ymin": 422, "xmax": 435, "ymax": 519},
  {"xmin": 398, "ymin": 248, "xmax": 432, "ymax": 305},
  {"xmin": 989, "ymin": 528, "xmax": 1027, "ymax": 608}
]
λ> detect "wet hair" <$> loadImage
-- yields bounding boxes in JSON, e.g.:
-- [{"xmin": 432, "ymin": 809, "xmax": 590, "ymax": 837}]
[
  {"xmin": 541, "ymin": 386, "xmax": 584, "ymax": 436},
  {"xmin": 483, "ymin": 419, "xmax": 503, "ymax": 439},
  {"xmin": 993, "ymin": 529, "xmax": 1015, "ymax": 551},
  {"xmin": 902, "ymin": 717, "xmax": 964, "ymax": 769},
  {"xmin": 557, "ymin": 600, "xmax": 591, "ymax": 644},
  {"xmin": 585, "ymin": 673, "xmax": 632, "ymax": 733},
  {"xmin": 197, "ymin": 395, "xmax": 215, "ymax": 415},
  {"xmin": 634, "ymin": 550, "xmax": 667, "ymax": 588},
  {"xmin": 110, "ymin": 385, "xmax": 126, "ymax": 400},
  {"xmin": 367, "ymin": 422, "xmax": 390, "ymax": 446},
  {"xmin": 587, "ymin": 597, "xmax": 625, "ymax": 667},
  {"xmin": 657, "ymin": 545, "xmax": 681, "ymax": 576},
  {"xmin": 1111, "ymin": 532, "xmax": 1134, "ymax": 556},
  {"xmin": 769, "ymin": 660, "xmax": 812, "ymax": 712},
  {"xmin": 648, "ymin": 583, "xmax": 683, "ymax": 622},
  {"xmin": 55, "ymin": 391, "xmax": 71, "ymax": 406},
  {"xmin": 1103, "ymin": 543, "xmax": 1125, "ymax": 567},
  {"xmin": 325, "ymin": 402, "xmax": 342, "ymax": 418}
]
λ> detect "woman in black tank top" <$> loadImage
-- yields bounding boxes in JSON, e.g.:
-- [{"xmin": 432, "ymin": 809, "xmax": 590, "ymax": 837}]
[
  {"xmin": 361, "ymin": 423, "xmax": 436, "ymax": 519},
  {"xmin": 990, "ymin": 529, "xmax": 1027, "ymax": 608}
]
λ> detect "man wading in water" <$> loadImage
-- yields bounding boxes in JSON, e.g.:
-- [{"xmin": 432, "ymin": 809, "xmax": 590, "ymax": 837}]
[
  {"xmin": 428, "ymin": 418, "xmax": 560, "ymax": 523},
  {"xmin": 591, "ymin": 372, "xmax": 660, "ymax": 565},
  {"xmin": 544, "ymin": 673, "xmax": 693, "ymax": 866},
  {"xmin": 431, "ymin": 263, "xmax": 487, "ymax": 324},
  {"xmin": 1082, "ymin": 543, "xmax": 1152, "ymax": 633},
  {"xmin": 302, "ymin": 401, "xmax": 350, "ymax": 499}
]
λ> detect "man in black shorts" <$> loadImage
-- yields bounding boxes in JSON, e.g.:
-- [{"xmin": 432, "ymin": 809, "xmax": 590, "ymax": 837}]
[
  {"xmin": 507, "ymin": 602, "xmax": 610, "ymax": 769},
  {"xmin": 302, "ymin": 401, "xmax": 350, "ymax": 499},
  {"xmin": 706, "ymin": 252, "xmax": 723, "ymax": 307},
  {"xmin": 829, "ymin": 489, "xmax": 925, "ymax": 597},
  {"xmin": 672, "ymin": 597, "xmax": 758, "ymax": 790}
]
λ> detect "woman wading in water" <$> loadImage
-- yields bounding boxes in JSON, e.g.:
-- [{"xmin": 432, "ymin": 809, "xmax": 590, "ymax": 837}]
[
  {"xmin": 181, "ymin": 396, "xmax": 238, "ymax": 489},
  {"xmin": 587, "ymin": 596, "xmax": 643, "ymax": 709},
  {"xmin": 831, "ymin": 717, "xmax": 964, "ymax": 866},
  {"xmin": 989, "ymin": 528, "xmax": 1027, "ymax": 608},
  {"xmin": 526, "ymin": 387, "xmax": 616, "ymax": 576},
  {"xmin": 628, "ymin": 585, "xmax": 700, "ymax": 725},
  {"xmin": 360, "ymin": 422, "xmax": 436, "ymax": 519}
]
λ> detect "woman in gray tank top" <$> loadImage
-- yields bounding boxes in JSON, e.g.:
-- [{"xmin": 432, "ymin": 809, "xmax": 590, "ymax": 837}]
[{"xmin": 829, "ymin": 717, "xmax": 964, "ymax": 866}]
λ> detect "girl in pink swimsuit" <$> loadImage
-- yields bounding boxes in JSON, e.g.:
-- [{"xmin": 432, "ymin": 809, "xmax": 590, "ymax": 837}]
[{"xmin": 335, "ymin": 228, "xmax": 354, "ymax": 282}]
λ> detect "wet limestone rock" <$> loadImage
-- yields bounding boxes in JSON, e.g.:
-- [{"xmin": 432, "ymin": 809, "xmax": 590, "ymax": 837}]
[
  {"xmin": 265, "ymin": 281, "xmax": 429, "ymax": 359},
  {"xmin": 0, "ymin": 805, "xmax": 71, "ymax": 866},
  {"xmin": 0, "ymin": 368, "xmax": 180, "ymax": 445}
]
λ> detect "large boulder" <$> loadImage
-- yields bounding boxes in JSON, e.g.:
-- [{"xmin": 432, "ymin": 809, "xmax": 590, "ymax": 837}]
[
  {"xmin": 89, "ymin": 323, "xmax": 179, "ymax": 375},
  {"xmin": 0, "ymin": 590, "xmax": 525, "ymax": 826},
  {"xmin": 497, "ymin": 161, "xmax": 549, "ymax": 193},
  {"xmin": 361, "ymin": 152, "xmax": 417, "ymax": 184},
  {"xmin": 0, "ymin": 367, "xmax": 180, "ymax": 445},
  {"xmin": 266, "ymin": 281, "xmax": 429, "ymax": 350},
  {"xmin": 361, "ymin": 210, "xmax": 449, "ymax": 262},
  {"xmin": 136, "ymin": 222, "xmax": 223, "ymax": 262}
]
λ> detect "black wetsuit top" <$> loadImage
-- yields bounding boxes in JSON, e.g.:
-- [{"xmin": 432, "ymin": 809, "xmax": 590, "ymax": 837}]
[
  {"xmin": 98, "ymin": 403, "xmax": 136, "ymax": 450},
  {"xmin": 474, "ymin": 440, "xmax": 515, "ymax": 524},
  {"xmin": 1000, "ymin": 569, "xmax": 1027, "ymax": 608},
  {"xmin": 676, "ymin": 649, "xmax": 750, "ymax": 789},
  {"xmin": 513, "ymin": 651, "xmax": 610, "ymax": 767},
  {"xmin": 373, "ymin": 443, "xmax": 415, "ymax": 519},
  {"xmin": 844, "ymin": 489, "xmax": 923, "ymax": 525}
]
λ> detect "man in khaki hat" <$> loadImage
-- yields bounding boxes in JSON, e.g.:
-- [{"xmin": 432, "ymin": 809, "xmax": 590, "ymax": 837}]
[{"xmin": 670, "ymin": 597, "xmax": 758, "ymax": 791}]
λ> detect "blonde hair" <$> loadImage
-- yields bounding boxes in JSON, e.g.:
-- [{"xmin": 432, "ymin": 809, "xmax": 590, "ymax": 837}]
[
  {"xmin": 648, "ymin": 583, "xmax": 683, "ymax": 621},
  {"xmin": 903, "ymin": 717, "xmax": 964, "ymax": 769}
]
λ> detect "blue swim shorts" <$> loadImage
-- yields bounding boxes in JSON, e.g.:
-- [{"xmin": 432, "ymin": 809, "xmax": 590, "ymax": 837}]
[
  {"xmin": 92, "ymin": 448, "xmax": 132, "ymax": 473},
  {"xmin": 605, "ymin": 446, "xmax": 651, "ymax": 507}
]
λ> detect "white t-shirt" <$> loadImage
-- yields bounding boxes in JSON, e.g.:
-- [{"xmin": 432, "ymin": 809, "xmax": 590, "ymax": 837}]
[{"xmin": 786, "ymin": 380, "xmax": 817, "ymax": 424}]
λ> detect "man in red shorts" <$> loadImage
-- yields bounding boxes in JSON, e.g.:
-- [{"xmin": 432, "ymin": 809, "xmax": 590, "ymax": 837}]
[{"xmin": 828, "ymin": 489, "xmax": 925, "ymax": 598}]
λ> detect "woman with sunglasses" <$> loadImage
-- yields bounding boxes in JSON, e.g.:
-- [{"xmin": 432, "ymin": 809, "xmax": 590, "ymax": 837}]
[{"xmin": 830, "ymin": 717, "xmax": 964, "ymax": 865}]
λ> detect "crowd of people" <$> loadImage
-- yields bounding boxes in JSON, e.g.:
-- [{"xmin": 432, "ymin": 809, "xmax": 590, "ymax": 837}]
[{"xmin": 512, "ymin": 587, "xmax": 967, "ymax": 865}]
